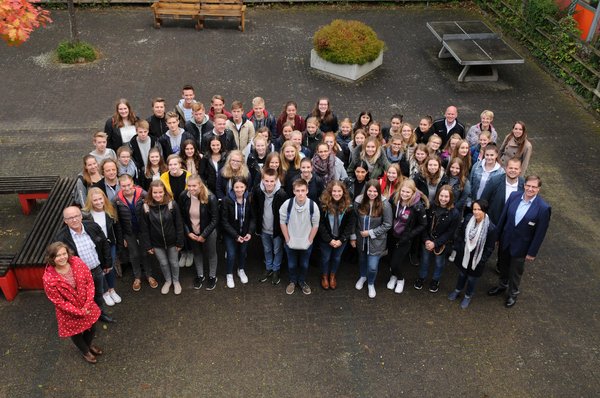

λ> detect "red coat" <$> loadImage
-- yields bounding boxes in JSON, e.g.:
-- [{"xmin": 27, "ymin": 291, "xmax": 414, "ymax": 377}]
[{"xmin": 43, "ymin": 256, "xmax": 100, "ymax": 338}]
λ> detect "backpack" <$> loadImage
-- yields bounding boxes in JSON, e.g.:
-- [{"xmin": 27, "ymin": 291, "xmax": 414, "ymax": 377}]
[{"xmin": 285, "ymin": 198, "xmax": 315, "ymax": 226}]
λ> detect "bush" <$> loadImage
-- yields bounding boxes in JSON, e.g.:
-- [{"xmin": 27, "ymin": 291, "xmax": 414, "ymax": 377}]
[
  {"xmin": 56, "ymin": 41, "xmax": 96, "ymax": 64},
  {"xmin": 313, "ymin": 20, "xmax": 385, "ymax": 65}
]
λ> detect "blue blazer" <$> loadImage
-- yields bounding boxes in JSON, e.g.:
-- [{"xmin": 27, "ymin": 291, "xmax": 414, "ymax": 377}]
[
  {"xmin": 497, "ymin": 191, "xmax": 551, "ymax": 258},
  {"xmin": 480, "ymin": 174, "xmax": 525, "ymax": 225}
]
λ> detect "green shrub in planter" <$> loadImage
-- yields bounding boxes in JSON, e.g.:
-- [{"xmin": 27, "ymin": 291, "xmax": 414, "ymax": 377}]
[
  {"xmin": 313, "ymin": 19, "xmax": 385, "ymax": 65},
  {"xmin": 56, "ymin": 41, "xmax": 97, "ymax": 64}
]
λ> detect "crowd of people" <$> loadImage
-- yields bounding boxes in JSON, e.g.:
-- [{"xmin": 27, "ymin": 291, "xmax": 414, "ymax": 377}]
[{"xmin": 43, "ymin": 85, "xmax": 551, "ymax": 364}]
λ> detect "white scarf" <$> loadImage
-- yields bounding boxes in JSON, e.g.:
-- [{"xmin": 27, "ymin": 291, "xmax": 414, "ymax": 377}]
[{"xmin": 462, "ymin": 214, "xmax": 489, "ymax": 270}]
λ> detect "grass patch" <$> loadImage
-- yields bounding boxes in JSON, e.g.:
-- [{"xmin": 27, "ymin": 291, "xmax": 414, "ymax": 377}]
[{"xmin": 56, "ymin": 41, "xmax": 97, "ymax": 64}]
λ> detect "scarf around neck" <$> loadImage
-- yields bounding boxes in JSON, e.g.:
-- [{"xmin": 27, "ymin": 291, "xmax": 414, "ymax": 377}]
[{"xmin": 462, "ymin": 214, "xmax": 489, "ymax": 270}]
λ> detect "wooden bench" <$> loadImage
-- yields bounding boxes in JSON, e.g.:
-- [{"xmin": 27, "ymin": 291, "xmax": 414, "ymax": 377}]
[
  {"xmin": 0, "ymin": 254, "xmax": 18, "ymax": 301},
  {"xmin": 152, "ymin": 0, "xmax": 202, "ymax": 30},
  {"xmin": 12, "ymin": 177, "xmax": 76, "ymax": 290},
  {"xmin": 0, "ymin": 176, "xmax": 60, "ymax": 215},
  {"xmin": 198, "ymin": 0, "xmax": 246, "ymax": 32}
]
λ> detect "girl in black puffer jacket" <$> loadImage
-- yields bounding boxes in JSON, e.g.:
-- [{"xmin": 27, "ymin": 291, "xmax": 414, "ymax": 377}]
[{"xmin": 139, "ymin": 180, "xmax": 185, "ymax": 295}]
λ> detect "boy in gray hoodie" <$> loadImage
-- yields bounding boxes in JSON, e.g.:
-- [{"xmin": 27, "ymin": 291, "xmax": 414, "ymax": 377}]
[{"xmin": 279, "ymin": 179, "xmax": 320, "ymax": 295}]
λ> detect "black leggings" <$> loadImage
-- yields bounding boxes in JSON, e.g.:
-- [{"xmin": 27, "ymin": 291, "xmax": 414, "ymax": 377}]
[
  {"xmin": 71, "ymin": 324, "xmax": 96, "ymax": 354},
  {"xmin": 390, "ymin": 240, "xmax": 412, "ymax": 280}
]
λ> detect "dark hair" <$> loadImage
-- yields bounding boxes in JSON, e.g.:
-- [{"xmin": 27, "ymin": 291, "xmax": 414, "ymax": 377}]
[
  {"xmin": 292, "ymin": 178, "xmax": 308, "ymax": 190},
  {"xmin": 145, "ymin": 180, "xmax": 172, "ymax": 205},
  {"xmin": 525, "ymin": 175, "xmax": 542, "ymax": 187},
  {"xmin": 358, "ymin": 179, "xmax": 383, "ymax": 217},
  {"xmin": 230, "ymin": 176, "xmax": 248, "ymax": 189},
  {"xmin": 45, "ymin": 242, "xmax": 73, "ymax": 266},
  {"xmin": 354, "ymin": 111, "xmax": 373, "ymax": 132},
  {"xmin": 435, "ymin": 184, "xmax": 455, "ymax": 209},
  {"xmin": 182, "ymin": 139, "xmax": 201, "ymax": 172},
  {"xmin": 390, "ymin": 113, "xmax": 403, "ymax": 122},
  {"xmin": 472, "ymin": 199, "xmax": 489, "ymax": 213},
  {"xmin": 353, "ymin": 160, "xmax": 371, "ymax": 181},
  {"xmin": 182, "ymin": 84, "xmax": 194, "ymax": 92}
]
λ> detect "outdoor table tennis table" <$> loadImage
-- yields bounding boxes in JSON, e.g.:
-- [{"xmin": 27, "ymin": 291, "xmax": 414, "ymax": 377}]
[{"xmin": 426, "ymin": 20, "xmax": 524, "ymax": 82}]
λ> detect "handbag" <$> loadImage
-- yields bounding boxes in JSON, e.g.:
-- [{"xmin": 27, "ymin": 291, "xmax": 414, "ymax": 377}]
[{"xmin": 430, "ymin": 211, "xmax": 446, "ymax": 256}]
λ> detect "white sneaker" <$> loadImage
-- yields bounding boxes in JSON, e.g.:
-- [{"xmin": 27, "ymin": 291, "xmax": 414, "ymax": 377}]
[
  {"xmin": 109, "ymin": 290, "xmax": 122, "ymax": 304},
  {"xmin": 355, "ymin": 277, "xmax": 367, "ymax": 290},
  {"xmin": 178, "ymin": 252, "xmax": 187, "ymax": 268},
  {"xmin": 449, "ymin": 250, "xmax": 457, "ymax": 262},
  {"xmin": 387, "ymin": 275, "xmax": 398, "ymax": 290},
  {"xmin": 173, "ymin": 282, "xmax": 182, "ymax": 295},
  {"xmin": 238, "ymin": 269, "xmax": 248, "ymax": 284},
  {"xmin": 394, "ymin": 279, "xmax": 405, "ymax": 294},
  {"xmin": 103, "ymin": 292, "xmax": 115, "ymax": 306},
  {"xmin": 368, "ymin": 284, "xmax": 376, "ymax": 298},
  {"xmin": 161, "ymin": 281, "xmax": 172, "ymax": 295},
  {"xmin": 226, "ymin": 274, "xmax": 235, "ymax": 288},
  {"xmin": 185, "ymin": 251, "xmax": 194, "ymax": 267}
]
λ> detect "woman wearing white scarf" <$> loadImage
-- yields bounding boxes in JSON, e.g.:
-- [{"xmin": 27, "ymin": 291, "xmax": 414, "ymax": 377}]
[{"xmin": 448, "ymin": 200, "xmax": 497, "ymax": 309}]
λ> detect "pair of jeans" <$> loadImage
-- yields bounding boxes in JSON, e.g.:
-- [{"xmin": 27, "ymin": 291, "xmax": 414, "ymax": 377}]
[
  {"xmin": 455, "ymin": 269, "xmax": 479, "ymax": 297},
  {"xmin": 320, "ymin": 240, "xmax": 347, "ymax": 275},
  {"xmin": 103, "ymin": 245, "xmax": 117, "ymax": 291},
  {"xmin": 419, "ymin": 245, "xmax": 447, "ymax": 281},
  {"xmin": 284, "ymin": 244, "xmax": 313, "ymax": 284},
  {"xmin": 154, "ymin": 246, "xmax": 180, "ymax": 283},
  {"xmin": 70, "ymin": 324, "xmax": 96, "ymax": 354},
  {"xmin": 358, "ymin": 250, "xmax": 380, "ymax": 286},
  {"xmin": 224, "ymin": 235, "xmax": 249, "ymax": 274},
  {"xmin": 125, "ymin": 234, "xmax": 151, "ymax": 279},
  {"xmin": 262, "ymin": 232, "xmax": 283, "ymax": 272},
  {"xmin": 389, "ymin": 240, "xmax": 412, "ymax": 280},
  {"xmin": 190, "ymin": 231, "xmax": 218, "ymax": 278}
]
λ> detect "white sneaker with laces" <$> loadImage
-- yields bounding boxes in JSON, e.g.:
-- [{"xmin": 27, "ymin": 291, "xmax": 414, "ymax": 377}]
[
  {"xmin": 173, "ymin": 282, "xmax": 182, "ymax": 295},
  {"xmin": 368, "ymin": 284, "xmax": 376, "ymax": 299},
  {"xmin": 109, "ymin": 290, "xmax": 122, "ymax": 304},
  {"xmin": 394, "ymin": 279, "xmax": 405, "ymax": 294},
  {"xmin": 103, "ymin": 292, "xmax": 115, "ymax": 306},
  {"xmin": 238, "ymin": 269, "xmax": 249, "ymax": 284},
  {"xmin": 226, "ymin": 274, "xmax": 235, "ymax": 288},
  {"xmin": 387, "ymin": 275, "xmax": 398, "ymax": 290},
  {"xmin": 355, "ymin": 277, "xmax": 367, "ymax": 290},
  {"xmin": 161, "ymin": 281, "xmax": 172, "ymax": 295}
]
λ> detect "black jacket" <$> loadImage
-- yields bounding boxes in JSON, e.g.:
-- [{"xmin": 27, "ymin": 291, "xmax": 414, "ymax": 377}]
[
  {"xmin": 138, "ymin": 201, "xmax": 185, "ymax": 250},
  {"xmin": 390, "ymin": 198, "xmax": 428, "ymax": 244},
  {"xmin": 178, "ymin": 190, "xmax": 219, "ymax": 239},
  {"xmin": 423, "ymin": 205, "xmax": 461, "ymax": 251},
  {"xmin": 201, "ymin": 129, "xmax": 237, "ymax": 154},
  {"xmin": 105, "ymin": 116, "xmax": 140, "ymax": 150},
  {"xmin": 252, "ymin": 184, "xmax": 287, "ymax": 237},
  {"xmin": 157, "ymin": 131, "xmax": 195, "ymax": 158},
  {"xmin": 54, "ymin": 221, "xmax": 112, "ymax": 270},
  {"xmin": 185, "ymin": 119, "xmax": 214, "ymax": 149},
  {"xmin": 414, "ymin": 173, "xmax": 449, "ymax": 202},
  {"xmin": 480, "ymin": 174, "xmax": 525, "ymax": 225},
  {"xmin": 199, "ymin": 156, "xmax": 225, "ymax": 195},
  {"xmin": 432, "ymin": 118, "xmax": 466, "ymax": 147},
  {"xmin": 220, "ymin": 193, "xmax": 255, "ymax": 239},
  {"xmin": 129, "ymin": 136, "xmax": 160, "ymax": 178},
  {"xmin": 454, "ymin": 214, "xmax": 497, "ymax": 277},
  {"xmin": 112, "ymin": 187, "xmax": 146, "ymax": 238},
  {"xmin": 82, "ymin": 211, "xmax": 122, "ymax": 247},
  {"xmin": 318, "ymin": 206, "xmax": 356, "ymax": 244},
  {"xmin": 147, "ymin": 114, "xmax": 169, "ymax": 139}
]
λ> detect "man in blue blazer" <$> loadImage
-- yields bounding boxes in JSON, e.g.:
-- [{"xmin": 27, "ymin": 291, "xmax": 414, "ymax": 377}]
[
  {"xmin": 488, "ymin": 175, "xmax": 551, "ymax": 308},
  {"xmin": 480, "ymin": 158, "xmax": 525, "ymax": 225}
]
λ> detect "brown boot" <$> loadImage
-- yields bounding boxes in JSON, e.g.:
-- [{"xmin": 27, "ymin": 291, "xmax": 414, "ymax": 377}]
[
  {"xmin": 321, "ymin": 274, "xmax": 329, "ymax": 290},
  {"xmin": 330, "ymin": 273, "xmax": 337, "ymax": 290}
]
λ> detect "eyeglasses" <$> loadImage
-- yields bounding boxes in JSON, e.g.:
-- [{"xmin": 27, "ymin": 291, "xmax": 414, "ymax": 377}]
[{"xmin": 64, "ymin": 215, "xmax": 82, "ymax": 221}]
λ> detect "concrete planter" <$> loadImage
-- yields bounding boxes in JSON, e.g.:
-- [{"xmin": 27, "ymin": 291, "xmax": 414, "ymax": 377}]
[{"xmin": 310, "ymin": 49, "xmax": 383, "ymax": 81}]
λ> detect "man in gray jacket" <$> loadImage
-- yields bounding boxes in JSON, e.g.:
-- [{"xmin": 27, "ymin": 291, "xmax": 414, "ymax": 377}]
[{"xmin": 280, "ymin": 179, "xmax": 320, "ymax": 295}]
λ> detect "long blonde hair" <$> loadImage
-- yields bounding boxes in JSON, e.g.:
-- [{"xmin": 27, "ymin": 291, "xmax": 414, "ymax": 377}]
[
  {"xmin": 187, "ymin": 174, "xmax": 209, "ymax": 204},
  {"xmin": 83, "ymin": 187, "xmax": 117, "ymax": 220},
  {"xmin": 221, "ymin": 150, "xmax": 249, "ymax": 180}
]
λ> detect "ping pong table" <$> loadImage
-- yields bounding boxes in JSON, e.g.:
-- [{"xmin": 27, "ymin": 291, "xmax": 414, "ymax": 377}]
[{"xmin": 426, "ymin": 20, "xmax": 524, "ymax": 82}]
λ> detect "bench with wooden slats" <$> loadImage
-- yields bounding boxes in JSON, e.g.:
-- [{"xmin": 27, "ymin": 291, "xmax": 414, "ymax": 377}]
[
  {"xmin": 11, "ymin": 177, "xmax": 76, "ymax": 290},
  {"xmin": 0, "ymin": 176, "xmax": 60, "ymax": 215},
  {"xmin": 151, "ymin": 0, "xmax": 202, "ymax": 30},
  {"xmin": 198, "ymin": 0, "xmax": 246, "ymax": 32}
]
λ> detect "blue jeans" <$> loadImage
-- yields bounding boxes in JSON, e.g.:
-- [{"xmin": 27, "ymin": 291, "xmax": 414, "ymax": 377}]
[
  {"xmin": 261, "ymin": 232, "xmax": 283, "ymax": 272},
  {"xmin": 284, "ymin": 244, "xmax": 313, "ymax": 284},
  {"xmin": 419, "ymin": 246, "xmax": 447, "ymax": 281},
  {"xmin": 455, "ymin": 269, "xmax": 479, "ymax": 297},
  {"xmin": 358, "ymin": 250, "xmax": 380, "ymax": 285},
  {"xmin": 224, "ymin": 235, "xmax": 249, "ymax": 274},
  {"xmin": 104, "ymin": 245, "xmax": 117, "ymax": 291},
  {"xmin": 320, "ymin": 240, "xmax": 347, "ymax": 275}
]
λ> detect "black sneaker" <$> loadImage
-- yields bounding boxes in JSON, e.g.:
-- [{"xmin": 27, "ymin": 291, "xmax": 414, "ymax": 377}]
[
  {"xmin": 414, "ymin": 278, "xmax": 424, "ymax": 290},
  {"xmin": 429, "ymin": 280, "xmax": 440, "ymax": 293},
  {"xmin": 271, "ymin": 270, "xmax": 280, "ymax": 285},
  {"xmin": 206, "ymin": 276, "xmax": 217, "ymax": 290},
  {"xmin": 259, "ymin": 270, "xmax": 273, "ymax": 283},
  {"xmin": 193, "ymin": 276, "xmax": 205, "ymax": 290}
]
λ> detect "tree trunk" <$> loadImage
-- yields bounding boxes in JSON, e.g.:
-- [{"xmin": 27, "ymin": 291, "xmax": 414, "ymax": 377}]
[{"xmin": 67, "ymin": 0, "xmax": 79, "ymax": 43}]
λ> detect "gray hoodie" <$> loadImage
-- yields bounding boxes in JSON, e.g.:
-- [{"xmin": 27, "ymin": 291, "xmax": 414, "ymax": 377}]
[
  {"xmin": 279, "ymin": 198, "xmax": 320, "ymax": 250},
  {"xmin": 260, "ymin": 179, "xmax": 281, "ymax": 234}
]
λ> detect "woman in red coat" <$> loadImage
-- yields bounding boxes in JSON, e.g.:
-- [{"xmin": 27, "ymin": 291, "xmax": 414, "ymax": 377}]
[{"xmin": 43, "ymin": 242, "xmax": 102, "ymax": 364}]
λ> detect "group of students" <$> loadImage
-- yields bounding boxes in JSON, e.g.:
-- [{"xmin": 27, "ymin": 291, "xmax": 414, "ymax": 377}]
[{"xmin": 61, "ymin": 86, "xmax": 548, "ymax": 310}]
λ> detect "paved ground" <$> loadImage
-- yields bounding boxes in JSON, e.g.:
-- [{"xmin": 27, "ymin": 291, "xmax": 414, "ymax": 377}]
[{"xmin": 1, "ymin": 4, "xmax": 599, "ymax": 397}]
